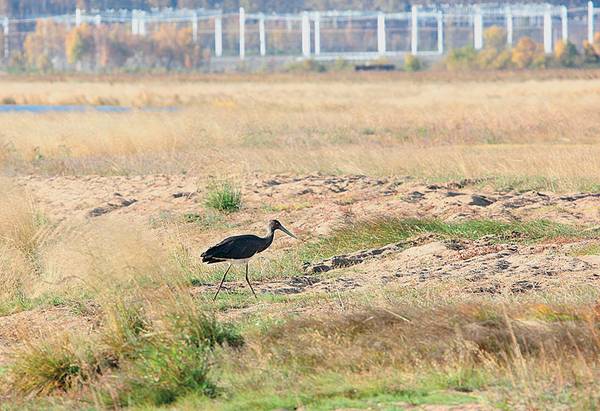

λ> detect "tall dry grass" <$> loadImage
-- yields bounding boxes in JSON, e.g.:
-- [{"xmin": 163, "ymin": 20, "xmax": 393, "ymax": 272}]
[
  {"xmin": 0, "ymin": 180, "xmax": 199, "ymax": 312},
  {"xmin": 0, "ymin": 180, "xmax": 53, "ymax": 311},
  {"xmin": 1, "ymin": 76, "xmax": 600, "ymax": 190},
  {"xmin": 211, "ymin": 298, "xmax": 600, "ymax": 409}
]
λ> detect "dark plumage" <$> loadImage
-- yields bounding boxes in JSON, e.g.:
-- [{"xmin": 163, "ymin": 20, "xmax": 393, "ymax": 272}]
[
  {"xmin": 201, "ymin": 234, "xmax": 273, "ymax": 263},
  {"xmin": 202, "ymin": 220, "xmax": 297, "ymax": 300}
]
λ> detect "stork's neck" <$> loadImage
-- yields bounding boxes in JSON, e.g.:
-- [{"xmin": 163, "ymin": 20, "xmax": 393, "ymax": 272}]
[
  {"xmin": 264, "ymin": 226, "xmax": 275, "ymax": 241},
  {"xmin": 256, "ymin": 226, "xmax": 275, "ymax": 253}
]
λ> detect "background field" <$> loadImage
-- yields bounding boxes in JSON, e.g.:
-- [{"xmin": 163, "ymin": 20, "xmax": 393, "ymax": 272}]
[
  {"xmin": 3, "ymin": 72, "xmax": 600, "ymax": 190},
  {"xmin": 1, "ymin": 71, "xmax": 600, "ymax": 410}
]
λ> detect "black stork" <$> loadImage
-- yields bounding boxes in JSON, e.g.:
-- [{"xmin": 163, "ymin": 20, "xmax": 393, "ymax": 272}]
[{"xmin": 201, "ymin": 220, "xmax": 297, "ymax": 300}]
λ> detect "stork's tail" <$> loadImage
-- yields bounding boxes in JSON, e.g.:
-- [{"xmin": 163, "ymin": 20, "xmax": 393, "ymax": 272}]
[{"xmin": 201, "ymin": 250, "xmax": 220, "ymax": 264}]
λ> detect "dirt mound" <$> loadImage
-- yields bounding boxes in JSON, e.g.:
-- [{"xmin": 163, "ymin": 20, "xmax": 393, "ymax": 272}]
[
  {"xmin": 17, "ymin": 174, "xmax": 600, "ymax": 234},
  {"xmin": 192, "ymin": 238, "xmax": 600, "ymax": 299}
]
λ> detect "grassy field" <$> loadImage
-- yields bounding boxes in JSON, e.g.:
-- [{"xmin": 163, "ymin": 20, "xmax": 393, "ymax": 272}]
[
  {"xmin": 1, "ymin": 72, "xmax": 600, "ymax": 410},
  {"xmin": 1, "ymin": 72, "xmax": 600, "ymax": 190}
]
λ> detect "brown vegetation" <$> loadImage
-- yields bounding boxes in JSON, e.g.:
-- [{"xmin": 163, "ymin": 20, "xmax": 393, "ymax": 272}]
[{"xmin": 1, "ymin": 76, "xmax": 600, "ymax": 191}]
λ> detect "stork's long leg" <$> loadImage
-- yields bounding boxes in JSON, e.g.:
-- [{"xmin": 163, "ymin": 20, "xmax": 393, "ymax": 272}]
[
  {"xmin": 213, "ymin": 263, "xmax": 232, "ymax": 301},
  {"xmin": 245, "ymin": 262, "xmax": 257, "ymax": 299}
]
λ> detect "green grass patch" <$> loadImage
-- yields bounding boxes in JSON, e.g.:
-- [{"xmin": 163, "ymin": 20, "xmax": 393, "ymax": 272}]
[
  {"xmin": 204, "ymin": 180, "xmax": 242, "ymax": 213},
  {"xmin": 0, "ymin": 291, "xmax": 96, "ymax": 318},
  {"xmin": 207, "ymin": 292, "xmax": 291, "ymax": 311},
  {"xmin": 302, "ymin": 218, "xmax": 588, "ymax": 260},
  {"xmin": 178, "ymin": 375, "xmax": 479, "ymax": 411},
  {"xmin": 121, "ymin": 340, "xmax": 216, "ymax": 406},
  {"xmin": 423, "ymin": 367, "xmax": 490, "ymax": 393},
  {"xmin": 215, "ymin": 389, "xmax": 477, "ymax": 411},
  {"xmin": 570, "ymin": 242, "xmax": 600, "ymax": 256},
  {"xmin": 7, "ymin": 295, "xmax": 243, "ymax": 408}
]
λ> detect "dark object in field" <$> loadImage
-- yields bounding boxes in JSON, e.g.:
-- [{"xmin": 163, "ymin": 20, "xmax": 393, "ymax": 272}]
[
  {"xmin": 404, "ymin": 191, "xmax": 425, "ymax": 203},
  {"xmin": 304, "ymin": 241, "xmax": 406, "ymax": 275},
  {"xmin": 202, "ymin": 220, "xmax": 297, "ymax": 301},
  {"xmin": 172, "ymin": 191, "xmax": 196, "ymax": 199},
  {"xmin": 355, "ymin": 63, "xmax": 395, "ymax": 71},
  {"xmin": 511, "ymin": 280, "xmax": 541, "ymax": 293},
  {"xmin": 88, "ymin": 193, "xmax": 137, "ymax": 217},
  {"xmin": 559, "ymin": 193, "xmax": 600, "ymax": 202},
  {"xmin": 469, "ymin": 194, "xmax": 496, "ymax": 207}
]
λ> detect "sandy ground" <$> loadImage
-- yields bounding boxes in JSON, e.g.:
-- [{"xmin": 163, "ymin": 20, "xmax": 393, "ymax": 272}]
[
  {"xmin": 15, "ymin": 173, "xmax": 600, "ymax": 230},
  {"xmin": 2, "ymin": 173, "xmax": 600, "ymax": 364}
]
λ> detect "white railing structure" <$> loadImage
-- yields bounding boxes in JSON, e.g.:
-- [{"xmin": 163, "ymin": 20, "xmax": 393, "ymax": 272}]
[
  {"xmin": 1, "ymin": 3, "xmax": 599, "ymax": 63},
  {"xmin": 589, "ymin": 0, "xmax": 596, "ymax": 42}
]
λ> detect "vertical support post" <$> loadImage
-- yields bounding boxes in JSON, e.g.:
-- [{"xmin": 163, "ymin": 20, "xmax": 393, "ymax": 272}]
[
  {"xmin": 239, "ymin": 7, "xmax": 245, "ymax": 59},
  {"xmin": 506, "ymin": 6, "xmax": 513, "ymax": 46},
  {"xmin": 139, "ymin": 11, "xmax": 146, "ymax": 36},
  {"xmin": 544, "ymin": 5, "xmax": 552, "ymax": 53},
  {"xmin": 314, "ymin": 12, "xmax": 321, "ymax": 56},
  {"xmin": 302, "ymin": 11, "xmax": 310, "ymax": 57},
  {"xmin": 259, "ymin": 13, "xmax": 266, "ymax": 56},
  {"xmin": 589, "ymin": 1, "xmax": 594, "ymax": 43},
  {"xmin": 192, "ymin": 12, "xmax": 198, "ymax": 42},
  {"xmin": 95, "ymin": 14, "xmax": 101, "ymax": 26},
  {"xmin": 132, "ymin": 10, "xmax": 138, "ymax": 35},
  {"xmin": 474, "ymin": 7, "xmax": 483, "ymax": 50},
  {"xmin": 75, "ymin": 8, "xmax": 82, "ymax": 26},
  {"xmin": 437, "ymin": 10, "xmax": 443, "ymax": 54},
  {"xmin": 215, "ymin": 14, "xmax": 222, "ymax": 57},
  {"xmin": 411, "ymin": 5, "xmax": 418, "ymax": 55},
  {"xmin": 561, "ymin": 6, "xmax": 568, "ymax": 41},
  {"xmin": 2, "ymin": 17, "xmax": 8, "ymax": 59},
  {"xmin": 377, "ymin": 12, "xmax": 386, "ymax": 55}
]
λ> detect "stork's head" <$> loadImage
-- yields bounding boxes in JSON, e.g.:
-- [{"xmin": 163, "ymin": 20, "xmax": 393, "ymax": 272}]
[{"xmin": 269, "ymin": 220, "xmax": 297, "ymax": 239}]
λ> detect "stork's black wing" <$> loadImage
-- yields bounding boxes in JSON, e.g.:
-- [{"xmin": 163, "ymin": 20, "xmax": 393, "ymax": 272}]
[{"xmin": 201, "ymin": 234, "xmax": 265, "ymax": 263}]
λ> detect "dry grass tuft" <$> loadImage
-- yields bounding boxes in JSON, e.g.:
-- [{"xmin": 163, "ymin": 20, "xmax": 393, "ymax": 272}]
[
  {"xmin": 9, "ymin": 333, "xmax": 96, "ymax": 396},
  {"xmin": 0, "ymin": 181, "xmax": 55, "ymax": 312},
  {"xmin": 43, "ymin": 217, "xmax": 176, "ymax": 299},
  {"xmin": 0, "ymin": 181, "xmax": 48, "ymax": 269}
]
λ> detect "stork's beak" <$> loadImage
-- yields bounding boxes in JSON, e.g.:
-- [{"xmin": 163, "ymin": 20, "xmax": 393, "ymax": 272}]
[{"xmin": 279, "ymin": 225, "xmax": 297, "ymax": 239}]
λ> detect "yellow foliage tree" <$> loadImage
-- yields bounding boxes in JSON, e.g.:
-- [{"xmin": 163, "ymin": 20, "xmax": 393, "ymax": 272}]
[
  {"xmin": 151, "ymin": 24, "xmax": 202, "ymax": 69},
  {"xmin": 583, "ymin": 40, "xmax": 599, "ymax": 63},
  {"xmin": 65, "ymin": 23, "xmax": 95, "ymax": 66},
  {"xmin": 23, "ymin": 20, "xmax": 66, "ymax": 70},
  {"xmin": 580, "ymin": 32, "xmax": 600, "ymax": 64},
  {"xmin": 593, "ymin": 32, "xmax": 600, "ymax": 55},
  {"xmin": 511, "ymin": 37, "xmax": 540, "ymax": 69},
  {"xmin": 554, "ymin": 40, "xmax": 578, "ymax": 67},
  {"xmin": 483, "ymin": 26, "xmax": 506, "ymax": 51},
  {"xmin": 96, "ymin": 25, "xmax": 135, "ymax": 68},
  {"xmin": 476, "ymin": 26, "xmax": 510, "ymax": 69}
]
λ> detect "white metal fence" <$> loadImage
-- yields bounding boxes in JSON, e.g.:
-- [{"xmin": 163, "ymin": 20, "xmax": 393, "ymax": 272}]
[{"xmin": 1, "ymin": 2, "xmax": 600, "ymax": 62}]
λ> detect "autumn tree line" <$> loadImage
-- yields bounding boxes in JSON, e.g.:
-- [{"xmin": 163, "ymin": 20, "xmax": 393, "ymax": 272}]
[
  {"xmin": 1, "ymin": 17, "xmax": 355, "ymax": 72},
  {"xmin": 2, "ymin": 16, "xmax": 600, "ymax": 73},
  {"xmin": 3, "ymin": 21, "xmax": 208, "ymax": 71},
  {"xmin": 441, "ymin": 26, "xmax": 600, "ymax": 70}
]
